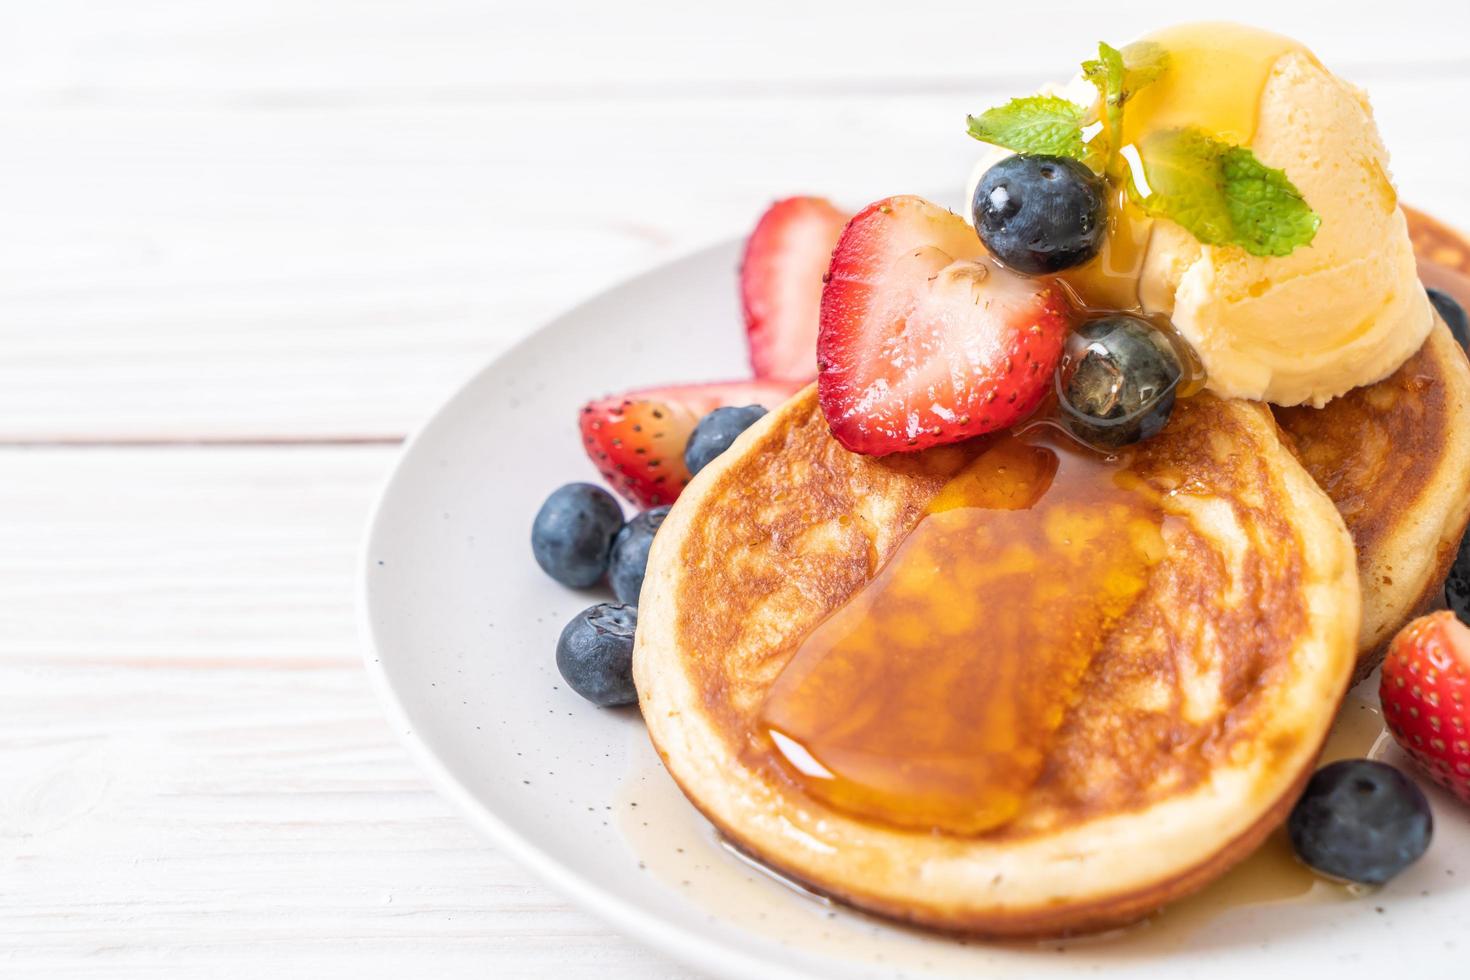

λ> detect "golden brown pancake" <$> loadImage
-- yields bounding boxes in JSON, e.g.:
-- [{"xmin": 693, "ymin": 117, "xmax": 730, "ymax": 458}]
[
  {"xmin": 1274, "ymin": 208, "xmax": 1470, "ymax": 677},
  {"xmin": 636, "ymin": 389, "xmax": 1358, "ymax": 936}
]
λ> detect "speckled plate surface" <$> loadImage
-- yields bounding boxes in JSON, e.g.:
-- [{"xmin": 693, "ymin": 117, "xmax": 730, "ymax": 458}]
[{"xmin": 360, "ymin": 237, "xmax": 1470, "ymax": 979}]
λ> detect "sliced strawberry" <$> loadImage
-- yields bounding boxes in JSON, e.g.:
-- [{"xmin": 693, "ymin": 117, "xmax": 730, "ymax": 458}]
[
  {"xmin": 579, "ymin": 379, "xmax": 804, "ymax": 508},
  {"xmin": 817, "ymin": 195, "xmax": 1071, "ymax": 456},
  {"xmin": 741, "ymin": 197, "xmax": 851, "ymax": 381},
  {"xmin": 1381, "ymin": 610, "xmax": 1470, "ymax": 804}
]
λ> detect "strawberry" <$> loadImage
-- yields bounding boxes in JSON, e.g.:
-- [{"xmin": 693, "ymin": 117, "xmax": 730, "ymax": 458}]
[
  {"xmin": 817, "ymin": 196, "xmax": 1072, "ymax": 456},
  {"xmin": 1380, "ymin": 610, "xmax": 1470, "ymax": 804},
  {"xmin": 579, "ymin": 379, "xmax": 804, "ymax": 508},
  {"xmin": 741, "ymin": 197, "xmax": 851, "ymax": 381}
]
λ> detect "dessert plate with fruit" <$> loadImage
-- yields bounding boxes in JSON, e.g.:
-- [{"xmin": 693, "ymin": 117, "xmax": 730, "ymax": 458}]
[{"xmin": 362, "ymin": 21, "xmax": 1470, "ymax": 978}]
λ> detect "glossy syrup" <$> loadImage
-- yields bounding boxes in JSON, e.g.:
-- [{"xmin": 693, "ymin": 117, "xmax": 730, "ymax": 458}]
[
  {"xmin": 1058, "ymin": 23, "xmax": 1308, "ymax": 313},
  {"xmin": 759, "ymin": 431, "xmax": 1166, "ymax": 834},
  {"xmin": 1130, "ymin": 700, "xmax": 1393, "ymax": 938},
  {"xmin": 1058, "ymin": 184, "xmax": 1152, "ymax": 313},
  {"xmin": 616, "ymin": 697, "xmax": 1394, "ymax": 966},
  {"xmin": 1119, "ymin": 23, "xmax": 1305, "ymax": 148}
]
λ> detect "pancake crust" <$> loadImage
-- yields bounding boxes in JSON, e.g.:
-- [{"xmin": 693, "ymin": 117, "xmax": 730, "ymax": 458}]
[
  {"xmin": 636, "ymin": 388, "xmax": 1358, "ymax": 936},
  {"xmin": 1274, "ymin": 208, "xmax": 1470, "ymax": 677}
]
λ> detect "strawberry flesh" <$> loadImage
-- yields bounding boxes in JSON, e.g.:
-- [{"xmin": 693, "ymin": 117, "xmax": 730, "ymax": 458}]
[
  {"xmin": 579, "ymin": 379, "xmax": 804, "ymax": 508},
  {"xmin": 741, "ymin": 197, "xmax": 851, "ymax": 381},
  {"xmin": 817, "ymin": 196, "xmax": 1072, "ymax": 456},
  {"xmin": 1381, "ymin": 610, "xmax": 1470, "ymax": 804}
]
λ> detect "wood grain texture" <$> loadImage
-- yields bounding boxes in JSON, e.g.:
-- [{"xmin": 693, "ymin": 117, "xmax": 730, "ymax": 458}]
[
  {"xmin": 2, "ymin": 0, "xmax": 1468, "ymax": 975},
  {"xmin": 4, "ymin": 1, "xmax": 1468, "ymax": 102},
  {"xmin": 1, "ymin": 1, "xmax": 1467, "ymax": 440},
  {"xmin": 0, "ymin": 448, "xmax": 687, "ymax": 978}
]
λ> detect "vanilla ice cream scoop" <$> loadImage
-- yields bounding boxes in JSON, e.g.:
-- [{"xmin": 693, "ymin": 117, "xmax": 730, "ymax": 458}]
[
  {"xmin": 1136, "ymin": 39, "xmax": 1430, "ymax": 407},
  {"xmin": 968, "ymin": 24, "xmax": 1432, "ymax": 408}
]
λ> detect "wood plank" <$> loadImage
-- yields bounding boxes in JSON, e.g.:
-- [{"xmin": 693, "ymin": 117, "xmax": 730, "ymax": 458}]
[
  {"xmin": 0, "ymin": 447, "xmax": 687, "ymax": 977},
  {"xmin": 3, "ymin": 74, "xmax": 1468, "ymax": 441},
  {"xmin": 3, "ymin": 1, "xmax": 1465, "ymax": 102},
  {"xmin": 0, "ymin": 93, "xmax": 978, "ymax": 441},
  {"xmin": 0, "ymin": 664, "xmax": 689, "ymax": 979},
  {"xmin": 0, "ymin": 447, "xmax": 386, "ymax": 657}
]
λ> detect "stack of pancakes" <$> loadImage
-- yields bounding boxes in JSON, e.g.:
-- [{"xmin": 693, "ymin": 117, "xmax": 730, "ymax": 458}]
[
  {"xmin": 634, "ymin": 211, "xmax": 1470, "ymax": 935},
  {"xmin": 1278, "ymin": 208, "xmax": 1470, "ymax": 675}
]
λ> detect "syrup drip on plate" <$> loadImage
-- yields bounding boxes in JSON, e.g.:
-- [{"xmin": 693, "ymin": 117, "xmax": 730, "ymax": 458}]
[{"xmin": 618, "ymin": 697, "xmax": 1399, "ymax": 969}]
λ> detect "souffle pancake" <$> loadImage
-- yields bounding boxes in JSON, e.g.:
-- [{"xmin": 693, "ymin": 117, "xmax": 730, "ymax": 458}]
[
  {"xmin": 634, "ymin": 389, "xmax": 1359, "ymax": 936},
  {"xmin": 1276, "ymin": 318, "xmax": 1470, "ymax": 677},
  {"xmin": 1275, "ymin": 210, "xmax": 1470, "ymax": 677}
]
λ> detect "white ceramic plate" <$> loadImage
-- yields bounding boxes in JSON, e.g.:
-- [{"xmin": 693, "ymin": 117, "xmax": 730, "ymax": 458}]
[{"xmin": 360, "ymin": 238, "xmax": 1470, "ymax": 979}]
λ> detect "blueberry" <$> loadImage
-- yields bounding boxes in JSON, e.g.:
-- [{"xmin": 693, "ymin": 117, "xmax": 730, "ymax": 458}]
[
  {"xmin": 556, "ymin": 602, "xmax": 638, "ymax": 706},
  {"xmin": 531, "ymin": 483, "xmax": 624, "ymax": 588},
  {"xmin": 684, "ymin": 405, "xmax": 768, "ymax": 476},
  {"xmin": 1427, "ymin": 287, "xmax": 1469, "ymax": 350},
  {"xmin": 1057, "ymin": 316, "xmax": 1182, "ymax": 450},
  {"xmin": 609, "ymin": 505, "xmax": 671, "ymax": 604},
  {"xmin": 972, "ymin": 154, "xmax": 1108, "ymax": 275},
  {"xmin": 1287, "ymin": 759, "xmax": 1432, "ymax": 886}
]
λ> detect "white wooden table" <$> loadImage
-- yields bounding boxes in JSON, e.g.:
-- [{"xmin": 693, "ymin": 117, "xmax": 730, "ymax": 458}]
[{"xmin": 3, "ymin": 2, "xmax": 1467, "ymax": 976}]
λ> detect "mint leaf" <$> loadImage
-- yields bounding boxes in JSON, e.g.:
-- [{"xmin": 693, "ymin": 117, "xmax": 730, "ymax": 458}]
[
  {"xmin": 1130, "ymin": 128, "xmax": 1319, "ymax": 257},
  {"xmin": 1081, "ymin": 43, "xmax": 1126, "ymax": 114},
  {"xmin": 1118, "ymin": 41, "xmax": 1168, "ymax": 94},
  {"xmin": 1082, "ymin": 41, "xmax": 1169, "ymax": 164},
  {"xmin": 1219, "ymin": 144, "xmax": 1322, "ymax": 255},
  {"xmin": 1083, "ymin": 40, "xmax": 1169, "ymax": 109},
  {"xmin": 1081, "ymin": 42, "xmax": 1126, "ymax": 158},
  {"xmin": 967, "ymin": 42, "xmax": 1167, "ymax": 171},
  {"xmin": 966, "ymin": 96, "xmax": 1086, "ymax": 159}
]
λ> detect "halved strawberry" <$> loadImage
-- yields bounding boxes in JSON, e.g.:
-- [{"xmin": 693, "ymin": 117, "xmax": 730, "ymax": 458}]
[
  {"xmin": 741, "ymin": 197, "xmax": 851, "ymax": 381},
  {"xmin": 579, "ymin": 379, "xmax": 805, "ymax": 508},
  {"xmin": 1381, "ymin": 610, "xmax": 1470, "ymax": 804},
  {"xmin": 817, "ymin": 196, "xmax": 1071, "ymax": 456}
]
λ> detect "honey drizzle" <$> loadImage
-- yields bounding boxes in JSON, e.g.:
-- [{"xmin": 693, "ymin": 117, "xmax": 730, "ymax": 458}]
[
  {"xmin": 1057, "ymin": 184, "xmax": 1151, "ymax": 313},
  {"xmin": 1120, "ymin": 23, "xmax": 1304, "ymax": 148},
  {"xmin": 1058, "ymin": 23, "xmax": 1308, "ymax": 313},
  {"xmin": 759, "ymin": 432, "xmax": 1166, "ymax": 835}
]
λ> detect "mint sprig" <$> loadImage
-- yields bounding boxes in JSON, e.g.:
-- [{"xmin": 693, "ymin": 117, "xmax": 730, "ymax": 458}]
[
  {"xmin": 966, "ymin": 97, "xmax": 1087, "ymax": 160},
  {"xmin": 966, "ymin": 39, "xmax": 1319, "ymax": 257},
  {"xmin": 1081, "ymin": 42, "xmax": 1126, "ymax": 156},
  {"xmin": 1131, "ymin": 129, "xmax": 1320, "ymax": 257},
  {"xmin": 1081, "ymin": 41, "xmax": 1168, "ymax": 167}
]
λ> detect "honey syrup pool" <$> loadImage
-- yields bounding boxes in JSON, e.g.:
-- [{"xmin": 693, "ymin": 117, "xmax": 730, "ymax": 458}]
[
  {"xmin": 758, "ymin": 429, "xmax": 1167, "ymax": 834},
  {"xmin": 616, "ymin": 693, "xmax": 1455, "ymax": 975}
]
